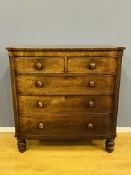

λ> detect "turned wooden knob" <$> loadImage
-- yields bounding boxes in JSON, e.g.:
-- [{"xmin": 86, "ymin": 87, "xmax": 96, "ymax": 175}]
[
  {"xmin": 89, "ymin": 62, "xmax": 96, "ymax": 69},
  {"xmin": 36, "ymin": 62, "xmax": 42, "ymax": 69},
  {"xmin": 89, "ymin": 81, "xmax": 95, "ymax": 87},
  {"xmin": 88, "ymin": 101, "xmax": 94, "ymax": 107},
  {"xmin": 37, "ymin": 101, "xmax": 44, "ymax": 108},
  {"xmin": 88, "ymin": 123, "xmax": 93, "ymax": 129},
  {"xmin": 38, "ymin": 122, "xmax": 44, "ymax": 129},
  {"xmin": 36, "ymin": 80, "xmax": 43, "ymax": 87}
]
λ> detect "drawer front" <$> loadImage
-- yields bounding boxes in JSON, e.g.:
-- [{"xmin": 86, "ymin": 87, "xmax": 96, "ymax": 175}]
[
  {"xmin": 19, "ymin": 115, "xmax": 112, "ymax": 136},
  {"xmin": 16, "ymin": 75, "xmax": 115, "ymax": 95},
  {"xmin": 68, "ymin": 57, "xmax": 117, "ymax": 73},
  {"xmin": 15, "ymin": 57, "xmax": 64, "ymax": 73},
  {"xmin": 18, "ymin": 95, "xmax": 113, "ymax": 114}
]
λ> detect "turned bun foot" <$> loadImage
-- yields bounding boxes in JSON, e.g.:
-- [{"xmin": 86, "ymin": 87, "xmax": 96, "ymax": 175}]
[
  {"xmin": 105, "ymin": 138, "xmax": 115, "ymax": 153},
  {"xmin": 17, "ymin": 139, "xmax": 26, "ymax": 153}
]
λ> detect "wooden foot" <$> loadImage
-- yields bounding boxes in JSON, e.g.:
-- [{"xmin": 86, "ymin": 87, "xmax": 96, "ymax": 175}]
[
  {"xmin": 105, "ymin": 138, "xmax": 115, "ymax": 153},
  {"xmin": 17, "ymin": 139, "xmax": 26, "ymax": 153}
]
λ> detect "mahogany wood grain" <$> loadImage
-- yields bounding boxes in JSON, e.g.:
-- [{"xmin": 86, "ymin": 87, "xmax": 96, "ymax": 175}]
[
  {"xmin": 16, "ymin": 74, "xmax": 115, "ymax": 95},
  {"xmin": 15, "ymin": 57, "xmax": 64, "ymax": 73},
  {"xmin": 68, "ymin": 57, "xmax": 117, "ymax": 73},
  {"xmin": 19, "ymin": 115, "xmax": 113, "ymax": 137},
  {"xmin": 18, "ymin": 95, "xmax": 113, "ymax": 114},
  {"xmin": 7, "ymin": 46, "xmax": 125, "ymax": 152}
]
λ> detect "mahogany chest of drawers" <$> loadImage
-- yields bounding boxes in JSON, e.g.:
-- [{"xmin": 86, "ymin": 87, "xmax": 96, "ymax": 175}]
[{"xmin": 7, "ymin": 46, "xmax": 125, "ymax": 153}]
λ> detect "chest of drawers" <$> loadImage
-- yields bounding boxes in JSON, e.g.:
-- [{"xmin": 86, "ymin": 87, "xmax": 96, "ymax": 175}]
[{"xmin": 7, "ymin": 46, "xmax": 125, "ymax": 153}]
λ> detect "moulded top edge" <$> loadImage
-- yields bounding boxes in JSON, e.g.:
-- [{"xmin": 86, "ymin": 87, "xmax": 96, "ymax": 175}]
[{"xmin": 6, "ymin": 46, "xmax": 126, "ymax": 51}]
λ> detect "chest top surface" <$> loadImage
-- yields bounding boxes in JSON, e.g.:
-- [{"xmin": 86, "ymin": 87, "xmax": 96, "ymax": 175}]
[{"xmin": 6, "ymin": 45, "xmax": 125, "ymax": 51}]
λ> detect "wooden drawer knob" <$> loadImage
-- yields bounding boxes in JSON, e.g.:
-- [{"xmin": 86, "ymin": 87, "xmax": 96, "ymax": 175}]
[
  {"xmin": 89, "ymin": 62, "xmax": 96, "ymax": 69},
  {"xmin": 36, "ymin": 62, "xmax": 42, "ymax": 69},
  {"xmin": 88, "ymin": 123, "xmax": 93, "ymax": 129},
  {"xmin": 88, "ymin": 101, "xmax": 94, "ymax": 107},
  {"xmin": 36, "ymin": 80, "xmax": 43, "ymax": 87},
  {"xmin": 37, "ymin": 101, "xmax": 44, "ymax": 108},
  {"xmin": 89, "ymin": 81, "xmax": 95, "ymax": 87},
  {"xmin": 38, "ymin": 122, "xmax": 44, "ymax": 129}
]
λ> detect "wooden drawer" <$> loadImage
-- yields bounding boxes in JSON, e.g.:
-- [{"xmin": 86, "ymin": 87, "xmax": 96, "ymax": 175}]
[
  {"xmin": 68, "ymin": 57, "xmax": 117, "ymax": 73},
  {"xmin": 16, "ymin": 75, "xmax": 115, "ymax": 95},
  {"xmin": 19, "ymin": 115, "xmax": 113, "ymax": 137},
  {"xmin": 15, "ymin": 57, "xmax": 64, "ymax": 73},
  {"xmin": 18, "ymin": 95, "xmax": 113, "ymax": 114}
]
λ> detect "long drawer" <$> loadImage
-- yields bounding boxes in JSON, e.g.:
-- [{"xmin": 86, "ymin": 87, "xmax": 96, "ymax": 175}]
[
  {"xmin": 18, "ymin": 95, "xmax": 113, "ymax": 114},
  {"xmin": 16, "ymin": 75, "xmax": 115, "ymax": 95},
  {"xmin": 19, "ymin": 115, "xmax": 113, "ymax": 137}
]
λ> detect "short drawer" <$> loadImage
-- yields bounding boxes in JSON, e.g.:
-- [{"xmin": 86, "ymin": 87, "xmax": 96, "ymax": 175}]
[
  {"xmin": 15, "ymin": 57, "xmax": 64, "ymax": 73},
  {"xmin": 19, "ymin": 115, "xmax": 113, "ymax": 137},
  {"xmin": 68, "ymin": 57, "xmax": 117, "ymax": 73},
  {"xmin": 16, "ymin": 75, "xmax": 115, "ymax": 95},
  {"xmin": 18, "ymin": 95, "xmax": 113, "ymax": 114}
]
